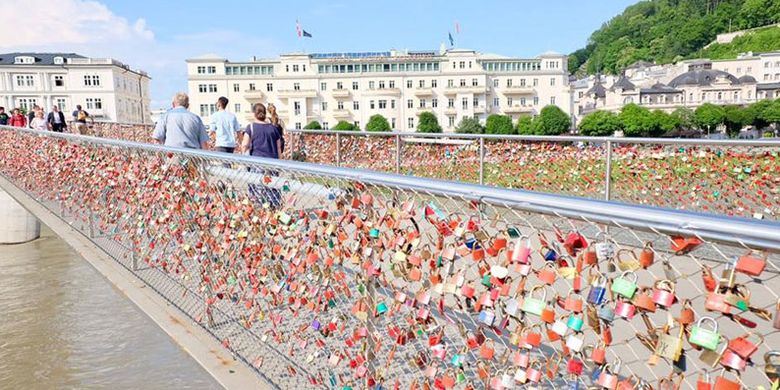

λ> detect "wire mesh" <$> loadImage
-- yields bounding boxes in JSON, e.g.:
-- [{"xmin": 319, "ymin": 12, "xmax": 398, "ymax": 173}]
[{"xmin": 2, "ymin": 126, "xmax": 779, "ymax": 390}]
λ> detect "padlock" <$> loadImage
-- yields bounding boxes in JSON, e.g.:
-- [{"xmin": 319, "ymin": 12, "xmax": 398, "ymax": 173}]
[
  {"xmin": 720, "ymin": 261, "xmax": 737, "ymax": 289},
  {"xmin": 537, "ymin": 262, "xmax": 557, "ymax": 285},
  {"xmin": 564, "ymin": 290, "xmax": 585, "ymax": 313},
  {"xmin": 655, "ymin": 324, "xmax": 684, "ymax": 361},
  {"xmin": 639, "ymin": 242, "xmax": 654, "ymax": 268},
  {"xmin": 513, "ymin": 367, "xmax": 528, "ymax": 384},
  {"xmin": 587, "ymin": 274, "xmax": 608, "ymax": 305},
  {"xmin": 590, "ymin": 341, "xmax": 607, "ymax": 365},
  {"xmin": 597, "ymin": 361, "xmax": 620, "ymax": 390},
  {"xmin": 552, "ymin": 315, "xmax": 569, "ymax": 336},
  {"xmin": 509, "ymin": 236, "xmax": 531, "ymax": 264},
  {"xmin": 616, "ymin": 249, "xmax": 641, "ymax": 271},
  {"xmin": 652, "ymin": 279, "xmax": 676, "ymax": 307},
  {"xmin": 615, "ymin": 298, "xmax": 636, "ymax": 319},
  {"xmin": 567, "ymin": 357, "xmax": 585, "ymax": 375},
  {"xmin": 765, "ymin": 351, "xmax": 780, "ymax": 382},
  {"xmin": 526, "ymin": 361, "xmax": 543, "ymax": 383},
  {"xmin": 712, "ymin": 368, "xmax": 742, "ymax": 390},
  {"xmin": 599, "ymin": 303, "xmax": 616, "ymax": 323},
  {"xmin": 728, "ymin": 332, "xmax": 764, "ymax": 359},
  {"xmin": 611, "ymin": 271, "xmax": 638, "ymax": 299},
  {"xmin": 678, "ymin": 299, "xmax": 695, "ymax": 325},
  {"xmin": 567, "ymin": 314, "xmax": 584, "ymax": 332},
  {"xmin": 522, "ymin": 285, "xmax": 547, "ymax": 316},
  {"xmin": 735, "ymin": 250, "xmax": 767, "ymax": 276},
  {"xmin": 690, "ymin": 316, "xmax": 721, "ymax": 351},
  {"xmin": 583, "ymin": 245, "xmax": 598, "ymax": 266},
  {"xmin": 480, "ymin": 339, "xmax": 496, "ymax": 360},
  {"xmin": 725, "ymin": 284, "xmax": 750, "ymax": 311},
  {"xmin": 478, "ymin": 310, "xmax": 496, "ymax": 327},
  {"xmin": 595, "ymin": 240, "xmax": 615, "ymax": 261},
  {"xmin": 564, "ymin": 231, "xmax": 588, "ymax": 256},
  {"xmin": 632, "ymin": 287, "xmax": 657, "ymax": 313},
  {"xmin": 697, "ymin": 372, "xmax": 712, "ymax": 390},
  {"xmin": 566, "ymin": 333, "xmax": 585, "ymax": 352},
  {"xmin": 705, "ymin": 292, "xmax": 732, "ymax": 314},
  {"xmin": 512, "ymin": 350, "xmax": 530, "ymax": 368},
  {"xmin": 775, "ymin": 299, "xmax": 780, "ymax": 329},
  {"xmin": 720, "ymin": 349, "xmax": 747, "ymax": 371}
]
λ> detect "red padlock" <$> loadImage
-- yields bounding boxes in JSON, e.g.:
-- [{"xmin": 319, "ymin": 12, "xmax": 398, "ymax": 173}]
[
  {"xmin": 563, "ymin": 291, "xmax": 584, "ymax": 313},
  {"xmin": 597, "ymin": 362, "xmax": 620, "ymax": 390},
  {"xmin": 512, "ymin": 350, "xmax": 530, "ymax": 367},
  {"xmin": 563, "ymin": 231, "xmax": 588, "ymax": 256},
  {"xmin": 590, "ymin": 341, "xmax": 607, "ymax": 365},
  {"xmin": 639, "ymin": 242, "xmax": 654, "ymax": 268},
  {"xmin": 615, "ymin": 299, "xmax": 637, "ymax": 319},
  {"xmin": 537, "ymin": 263, "xmax": 557, "ymax": 285},
  {"xmin": 651, "ymin": 280, "xmax": 676, "ymax": 307},
  {"xmin": 567, "ymin": 357, "xmax": 584, "ymax": 375},
  {"xmin": 727, "ymin": 332, "xmax": 763, "ymax": 359},
  {"xmin": 735, "ymin": 251, "xmax": 767, "ymax": 276},
  {"xmin": 705, "ymin": 292, "xmax": 731, "ymax": 314},
  {"xmin": 720, "ymin": 349, "xmax": 747, "ymax": 371}
]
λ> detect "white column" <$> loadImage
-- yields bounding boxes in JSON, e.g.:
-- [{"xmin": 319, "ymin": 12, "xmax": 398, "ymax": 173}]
[{"xmin": 0, "ymin": 189, "xmax": 40, "ymax": 243}]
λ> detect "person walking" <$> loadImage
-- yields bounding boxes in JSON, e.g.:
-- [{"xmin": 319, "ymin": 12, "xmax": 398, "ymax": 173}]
[
  {"xmin": 30, "ymin": 110, "xmax": 47, "ymax": 131},
  {"xmin": 268, "ymin": 103, "xmax": 285, "ymax": 155},
  {"xmin": 27, "ymin": 105, "xmax": 40, "ymax": 128},
  {"xmin": 242, "ymin": 103, "xmax": 283, "ymax": 207},
  {"xmin": 47, "ymin": 105, "xmax": 66, "ymax": 132},
  {"xmin": 72, "ymin": 104, "xmax": 93, "ymax": 134},
  {"xmin": 8, "ymin": 109, "xmax": 26, "ymax": 128},
  {"xmin": 0, "ymin": 107, "xmax": 9, "ymax": 126},
  {"xmin": 209, "ymin": 96, "xmax": 240, "ymax": 153},
  {"xmin": 152, "ymin": 92, "xmax": 209, "ymax": 149}
]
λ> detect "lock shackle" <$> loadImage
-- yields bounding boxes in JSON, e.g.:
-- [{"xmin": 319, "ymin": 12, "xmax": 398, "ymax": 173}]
[
  {"xmin": 528, "ymin": 285, "xmax": 548, "ymax": 301},
  {"xmin": 737, "ymin": 331, "xmax": 765, "ymax": 346},
  {"xmin": 696, "ymin": 316, "xmax": 719, "ymax": 331},
  {"xmin": 765, "ymin": 350, "xmax": 780, "ymax": 363},
  {"xmin": 619, "ymin": 270, "xmax": 638, "ymax": 282},
  {"xmin": 654, "ymin": 279, "xmax": 676, "ymax": 292}
]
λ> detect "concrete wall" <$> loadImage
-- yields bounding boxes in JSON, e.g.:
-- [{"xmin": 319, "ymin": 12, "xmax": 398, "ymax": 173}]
[{"xmin": 0, "ymin": 189, "xmax": 40, "ymax": 244}]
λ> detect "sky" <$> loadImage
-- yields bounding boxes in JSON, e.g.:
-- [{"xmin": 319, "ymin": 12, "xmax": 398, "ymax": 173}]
[{"xmin": 0, "ymin": 0, "xmax": 637, "ymax": 109}]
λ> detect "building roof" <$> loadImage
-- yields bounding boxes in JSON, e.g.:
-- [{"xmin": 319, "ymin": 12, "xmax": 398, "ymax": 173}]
[
  {"xmin": 669, "ymin": 69, "xmax": 740, "ymax": 87},
  {"xmin": 586, "ymin": 79, "xmax": 607, "ymax": 98},
  {"xmin": 640, "ymin": 83, "xmax": 681, "ymax": 94},
  {"xmin": 757, "ymin": 82, "xmax": 780, "ymax": 90},
  {"xmin": 738, "ymin": 75, "xmax": 757, "ymax": 83},
  {"xmin": 625, "ymin": 60, "xmax": 655, "ymax": 69},
  {"xmin": 0, "ymin": 52, "xmax": 85, "ymax": 65},
  {"xmin": 611, "ymin": 75, "xmax": 636, "ymax": 91}
]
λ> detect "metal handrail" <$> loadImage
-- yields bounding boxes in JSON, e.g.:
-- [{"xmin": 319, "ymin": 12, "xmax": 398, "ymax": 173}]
[
  {"xmin": 286, "ymin": 128, "xmax": 780, "ymax": 146},
  {"xmin": 5, "ymin": 125, "xmax": 779, "ymax": 251}
]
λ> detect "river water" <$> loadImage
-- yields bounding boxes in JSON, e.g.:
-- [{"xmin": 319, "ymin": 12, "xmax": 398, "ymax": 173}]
[{"xmin": 0, "ymin": 227, "xmax": 221, "ymax": 390}]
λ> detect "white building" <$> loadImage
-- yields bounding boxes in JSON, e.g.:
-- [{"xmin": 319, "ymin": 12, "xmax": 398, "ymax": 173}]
[
  {"xmin": 0, "ymin": 52, "xmax": 152, "ymax": 124},
  {"xmin": 186, "ymin": 49, "xmax": 572, "ymax": 131}
]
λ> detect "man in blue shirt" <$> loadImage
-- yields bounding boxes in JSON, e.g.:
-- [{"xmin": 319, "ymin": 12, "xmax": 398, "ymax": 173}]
[
  {"xmin": 209, "ymin": 96, "xmax": 240, "ymax": 153},
  {"xmin": 152, "ymin": 92, "xmax": 209, "ymax": 149}
]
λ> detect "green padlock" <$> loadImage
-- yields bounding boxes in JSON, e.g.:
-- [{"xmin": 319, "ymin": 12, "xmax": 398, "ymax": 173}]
[
  {"xmin": 611, "ymin": 271, "xmax": 638, "ymax": 299},
  {"xmin": 481, "ymin": 274, "xmax": 492, "ymax": 288},
  {"xmin": 376, "ymin": 302, "xmax": 388, "ymax": 315},
  {"xmin": 567, "ymin": 314, "xmax": 584, "ymax": 332},
  {"xmin": 521, "ymin": 285, "xmax": 547, "ymax": 316},
  {"xmin": 689, "ymin": 316, "xmax": 720, "ymax": 350},
  {"xmin": 278, "ymin": 212, "xmax": 292, "ymax": 225},
  {"xmin": 456, "ymin": 370, "xmax": 466, "ymax": 383}
]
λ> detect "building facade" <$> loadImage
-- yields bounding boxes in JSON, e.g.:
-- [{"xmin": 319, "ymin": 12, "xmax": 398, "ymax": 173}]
[
  {"xmin": 186, "ymin": 49, "xmax": 571, "ymax": 131},
  {"xmin": 0, "ymin": 52, "xmax": 152, "ymax": 124}
]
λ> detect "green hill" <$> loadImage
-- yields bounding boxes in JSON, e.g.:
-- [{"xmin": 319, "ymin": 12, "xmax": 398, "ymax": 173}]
[
  {"xmin": 569, "ymin": 0, "xmax": 780, "ymax": 75},
  {"xmin": 698, "ymin": 25, "xmax": 780, "ymax": 59}
]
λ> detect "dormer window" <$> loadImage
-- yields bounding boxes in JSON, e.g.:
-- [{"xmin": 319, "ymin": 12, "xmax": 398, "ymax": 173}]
[
  {"xmin": 14, "ymin": 56, "xmax": 35, "ymax": 64},
  {"xmin": 53, "ymin": 56, "xmax": 64, "ymax": 65}
]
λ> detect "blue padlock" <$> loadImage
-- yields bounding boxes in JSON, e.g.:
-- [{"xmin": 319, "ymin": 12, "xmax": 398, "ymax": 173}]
[
  {"xmin": 544, "ymin": 248, "xmax": 558, "ymax": 262},
  {"xmin": 586, "ymin": 275, "xmax": 607, "ymax": 305}
]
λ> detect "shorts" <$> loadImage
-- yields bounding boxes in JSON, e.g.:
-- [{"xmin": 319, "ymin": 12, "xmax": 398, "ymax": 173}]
[{"xmin": 75, "ymin": 122, "xmax": 89, "ymax": 135}]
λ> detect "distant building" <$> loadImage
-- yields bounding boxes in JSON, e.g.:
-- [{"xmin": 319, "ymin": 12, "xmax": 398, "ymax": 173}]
[
  {"xmin": 186, "ymin": 49, "xmax": 572, "ymax": 131},
  {"xmin": 0, "ymin": 52, "xmax": 151, "ymax": 123}
]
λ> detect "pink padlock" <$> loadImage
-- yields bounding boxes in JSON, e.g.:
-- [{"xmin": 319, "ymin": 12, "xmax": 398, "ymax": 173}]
[
  {"xmin": 526, "ymin": 361, "xmax": 543, "ymax": 383},
  {"xmin": 512, "ymin": 350, "xmax": 530, "ymax": 368},
  {"xmin": 651, "ymin": 279, "xmax": 676, "ymax": 307},
  {"xmin": 597, "ymin": 362, "xmax": 620, "ymax": 390},
  {"xmin": 510, "ymin": 237, "xmax": 531, "ymax": 264},
  {"xmin": 615, "ymin": 299, "xmax": 636, "ymax": 319}
]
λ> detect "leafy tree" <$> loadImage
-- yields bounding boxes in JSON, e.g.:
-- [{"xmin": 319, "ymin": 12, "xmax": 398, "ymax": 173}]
[
  {"xmin": 671, "ymin": 107, "xmax": 695, "ymax": 130},
  {"xmin": 485, "ymin": 114, "xmax": 515, "ymax": 135},
  {"xmin": 651, "ymin": 110, "xmax": 680, "ymax": 135},
  {"xmin": 365, "ymin": 114, "xmax": 391, "ymax": 132},
  {"xmin": 531, "ymin": 105, "xmax": 571, "ymax": 135},
  {"xmin": 746, "ymin": 99, "xmax": 773, "ymax": 129},
  {"xmin": 303, "ymin": 120, "xmax": 322, "ymax": 130},
  {"xmin": 694, "ymin": 103, "xmax": 726, "ymax": 132},
  {"xmin": 333, "ymin": 120, "xmax": 357, "ymax": 131},
  {"xmin": 516, "ymin": 115, "xmax": 535, "ymax": 135},
  {"xmin": 417, "ymin": 112, "xmax": 442, "ymax": 133},
  {"xmin": 762, "ymin": 99, "xmax": 780, "ymax": 126},
  {"xmin": 578, "ymin": 110, "xmax": 621, "ymax": 136},
  {"xmin": 455, "ymin": 117, "xmax": 484, "ymax": 134},
  {"xmin": 618, "ymin": 104, "xmax": 656, "ymax": 137},
  {"xmin": 723, "ymin": 105, "xmax": 749, "ymax": 136}
]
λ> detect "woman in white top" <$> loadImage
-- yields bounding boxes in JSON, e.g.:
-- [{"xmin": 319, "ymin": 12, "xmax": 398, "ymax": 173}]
[{"xmin": 30, "ymin": 110, "xmax": 48, "ymax": 131}]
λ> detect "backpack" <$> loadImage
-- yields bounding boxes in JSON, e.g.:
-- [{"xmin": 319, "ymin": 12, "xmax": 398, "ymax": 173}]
[{"xmin": 77, "ymin": 110, "xmax": 87, "ymax": 121}]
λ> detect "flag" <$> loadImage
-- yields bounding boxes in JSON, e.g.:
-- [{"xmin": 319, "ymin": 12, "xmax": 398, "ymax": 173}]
[
  {"xmin": 448, "ymin": 32, "xmax": 454, "ymax": 47},
  {"xmin": 455, "ymin": 21, "xmax": 461, "ymax": 34},
  {"xmin": 302, "ymin": 30, "xmax": 312, "ymax": 38},
  {"xmin": 296, "ymin": 19, "xmax": 302, "ymax": 37}
]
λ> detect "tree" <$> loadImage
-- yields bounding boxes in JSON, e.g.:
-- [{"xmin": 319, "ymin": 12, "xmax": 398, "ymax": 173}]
[
  {"xmin": 618, "ymin": 104, "xmax": 655, "ymax": 137},
  {"xmin": 761, "ymin": 99, "xmax": 780, "ymax": 127},
  {"xmin": 485, "ymin": 114, "xmax": 514, "ymax": 135},
  {"xmin": 366, "ymin": 114, "xmax": 391, "ymax": 132},
  {"xmin": 333, "ymin": 120, "xmax": 357, "ymax": 131},
  {"xmin": 651, "ymin": 110, "xmax": 680, "ymax": 135},
  {"xmin": 417, "ymin": 112, "xmax": 442, "ymax": 133},
  {"xmin": 304, "ymin": 120, "xmax": 322, "ymax": 130},
  {"xmin": 516, "ymin": 116, "xmax": 535, "ymax": 135},
  {"xmin": 694, "ymin": 103, "xmax": 726, "ymax": 132},
  {"xmin": 578, "ymin": 110, "xmax": 621, "ymax": 136},
  {"xmin": 532, "ymin": 105, "xmax": 571, "ymax": 135},
  {"xmin": 455, "ymin": 117, "xmax": 484, "ymax": 134},
  {"xmin": 745, "ymin": 99, "xmax": 773, "ymax": 129},
  {"xmin": 723, "ymin": 105, "xmax": 749, "ymax": 136},
  {"xmin": 671, "ymin": 107, "xmax": 695, "ymax": 130}
]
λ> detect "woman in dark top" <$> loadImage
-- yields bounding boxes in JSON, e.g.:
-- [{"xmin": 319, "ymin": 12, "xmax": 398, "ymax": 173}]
[{"xmin": 242, "ymin": 103, "xmax": 282, "ymax": 159}]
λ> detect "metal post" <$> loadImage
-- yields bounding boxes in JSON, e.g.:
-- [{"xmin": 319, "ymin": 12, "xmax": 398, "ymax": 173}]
[
  {"xmin": 479, "ymin": 137, "xmax": 485, "ymax": 185},
  {"xmin": 131, "ymin": 240, "xmax": 139, "ymax": 271},
  {"xmin": 395, "ymin": 134, "xmax": 401, "ymax": 174},
  {"xmin": 336, "ymin": 132, "xmax": 341, "ymax": 167},
  {"xmin": 88, "ymin": 210, "xmax": 95, "ymax": 238},
  {"xmin": 605, "ymin": 140, "xmax": 613, "ymax": 201}
]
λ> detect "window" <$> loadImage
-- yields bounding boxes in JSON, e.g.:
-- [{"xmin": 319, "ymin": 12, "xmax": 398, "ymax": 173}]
[
  {"xmin": 448, "ymin": 98, "xmax": 455, "ymax": 108},
  {"xmin": 419, "ymin": 80, "xmax": 425, "ymax": 88},
  {"xmin": 198, "ymin": 84, "xmax": 207, "ymax": 93},
  {"xmin": 198, "ymin": 104, "xmax": 216, "ymax": 116},
  {"xmin": 353, "ymin": 101, "xmax": 359, "ymax": 110},
  {"xmin": 550, "ymin": 78, "xmax": 555, "ymax": 86},
  {"xmin": 17, "ymin": 98, "xmax": 36, "ymax": 111},
  {"xmin": 747, "ymin": 66, "xmax": 752, "ymax": 72},
  {"xmin": 447, "ymin": 79, "xmax": 454, "ymax": 88},
  {"xmin": 321, "ymin": 82, "xmax": 327, "ymax": 91},
  {"xmin": 407, "ymin": 80, "xmax": 413, "ymax": 88},
  {"xmin": 533, "ymin": 97, "xmax": 539, "ymax": 105},
  {"xmin": 493, "ymin": 79, "xmax": 499, "ymax": 87},
  {"xmin": 197, "ymin": 66, "xmax": 206, "ymax": 74},
  {"xmin": 293, "ymin": 101, "xmax": 301, "ymax": 115},
  {"xmin": 83, "ymin": 75, "xmax": 100, "ymax": 87},
  {"xmin": 208, "ymin": 84, "xmax": 217, "ymax": 92},
  {"xmin": 419, "ymin": 99, "xmax": 427, "ymax": 108},
  {"xmin": 207, "ymin": 66, "xmax": 216, "ymax": 74},
  {"xmin": 472, "ymin": 78, "xmax": 478, "ymax": 87},
  {"xmin": 432, "ymin": 98, "xmax": 438, "ymax": 108},
  {"xmin": 493, "ymin": 97, "xmax": 499, "ymax": 107},
  {"xmin": 369, "ymin": 81, "xmax": 375, "ymax": 89},
  {"xmin": 550, "ymin": 96, "xmax": 556, "ymax": 105},
  {"xmin": 336, "ymin": 82, "xmax": 343, "ymax": 90},
  {"xmin": 15, "ymin": 75, "xmax": 34, "ymax": 87},
  {"xmin": 533, "ymin": 78, "xmax": 538, "ymax": 87},
  {"xmin": 379, "ymin": 81, "xmax": 386, "ymax": 89},
  {"xmin": 431, "ymin": 80, "xmax": 437, "ymax": 88},
  {"xmin": 54, "ymin": 75, "xmax": 64, "ymax": 87},
  {"xmin": 303, "ymin": 65, "xmax": 307, "ymax": 72},
  {"xmin": 473, "ymin": 97, "xmax": 479, "ymax": 107},
  {"xmin": 233, "ymin": 83, "xmax": 240, "ymax": 92},
  {"xmin": 448, "ymin": 116, "xmax": 455, "ymax": 127},
  {"xmin": 520, "ymin": 97, "xmax": 526, "ymax": 106},
  {"xmin": 293, "ymin": 65, "xmax": 299, "ymax": 72},
  {"xmin": 460, "ymin": 79, "xmax": 466, "ymax": 87},
  {"xmin": 322, "ymin": 102, "xmax": 328, "ymax": 111},
  {"xmin": 56, "ymin": 98, "xmax": 66, "ymax": 110},
  {"xmin": 520, "ymin": 79, "xmax": 526, "ymax": 87},
  {"xmin": 354, "ymin": 121, "xmax": 360, "ymax": 128},
  {"xmin": 338, "ymin": 101, "xmax": 344, "ymax": 110},
  {"xmin": 717, "ymin": 92, "xmax": 722, "ymax": 101},
  {"xmin": 407, "ymin": 99, "xmax": 413, "ymax": 108},
  {"xmin": 370, "ymin": 100, "xmax": 376, "ymax": 109},
  {"xmin": 462, "ymin": 97, "xmax": 468, "ymax": 109},
  {"xmin": 85, "ymin": 98, "xmax": 103, "ymax": 109},
  {"xmin": 379, "ymin": 100, "xmax": 387, "ymax": 109},
  {"xmin": 286, "ymin": 65, "xmax": 290, "ymax": 72},
  {"xmin": 322, "ymin": 122, "xmax": 329, "ymax": 129},
  {"xmin": 389, "ymin": 81, "xmax": 395, "ymax": 88},
  {"xmin": 507, "ymin": 79, "xmax": 513, "ymax": 87},
  {"xmin": 507, "ymin": 98, "xmax": 513, "ymax": 107},
  {"xmin": 235, "ymin": 103, "xmax": 241, "ymax": 113},
  {"xmin": 408, "ymin": 117, "xmax": 414, "ymax": 129},
  {"xmin": 390, "ymin": 100, "xmax": 396, "ymax": 109},
  {"xmin": 459, "ymin": 61, "xmax": 465, "ymax": 69},
  {"xmin": 295, "ymin": 122, "xmax": 302, "ymax": 129},
  {"xmin": 293, "ymin": 83, "xmax": 301, "ymax": 91},
  {"xmin": 391, "ymin": 118, "xmax": 396, "ymax": 128},
  {"xmin": 266, "ymin": 83, "xmax": 273, "ymax": 92},
  {"xmin": 352, "ymin": 82, "xmax": 359, "ymax": 90}
]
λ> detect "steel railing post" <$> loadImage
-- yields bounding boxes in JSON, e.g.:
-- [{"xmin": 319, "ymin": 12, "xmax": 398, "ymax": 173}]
[
  {"xmin": 605, "ymin": 140, "xmax": 613, "ymax": 201},
  {"xmin": 336, "ymin": 132, "xmax": 341, "ymax": 167},
  {"xmin": 479, "ymin": 137, "xmax": 485, "ymax": 185},
  {"xmin": 395, "ymin": 134, "xmax": 401, "ymax": 174}
]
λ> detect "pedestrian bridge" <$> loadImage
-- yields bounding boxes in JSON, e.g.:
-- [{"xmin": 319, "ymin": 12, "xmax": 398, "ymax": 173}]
[{"xmin": 1, "ymin": 125, "xmax": 779, "ymax": 389}]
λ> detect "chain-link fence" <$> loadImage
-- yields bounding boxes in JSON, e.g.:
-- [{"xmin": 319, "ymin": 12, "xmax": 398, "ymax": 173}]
[
  {"xmin": 286, "ymin": 130, "xmax": 780, "ymax": 221},
  {"xmin": 1, "ymin": 126, "xmax": 779, "ymax": 389}
]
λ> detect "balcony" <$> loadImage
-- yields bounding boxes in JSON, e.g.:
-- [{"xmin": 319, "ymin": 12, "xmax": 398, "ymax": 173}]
[
  {"xmin": 474, "ymin": 105, "xmax": 488, "ymax": 113},
  {"xmin": 414, "ymin": 88, "xmax": 434, "ymax": 97},
  {"xmin": 444, "ymin": 107, "xmax": 457, "ymax": 115},
  {"xmin": 243, "ymin": 90, "xmax": 264, "ymax": 100},
  {"xmin": 332, "ymin": 109, "xmax": 352, "ymax": 118},
  {"xmin": 503, "ymin": 105, "xmax": 534, "ymax": 114},
  {"xmin": 502, "ymin": 86, "xmax": 535, "ymax": 95},
  {"xmin": 364, "ymin": 88, "xmax": 401, "ymax": 96},
  {"xmin": 443, "ymin": 85, "xmax": 487, "ymax": 95},
  {"xmin": 331, "ymin": 89, "xmax": 351, "ymax": 98},
  {"xmin": 278, "ymin": 89, "xmax": 318, "ymax": 99}
]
